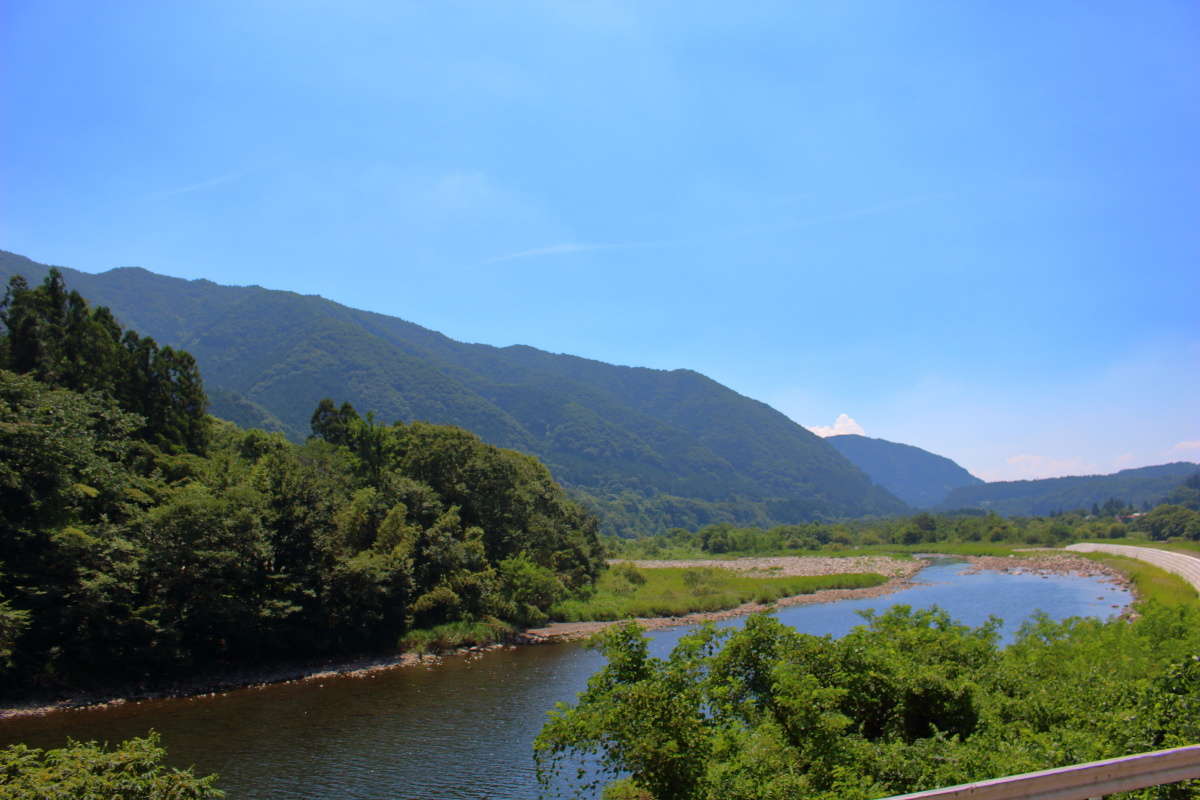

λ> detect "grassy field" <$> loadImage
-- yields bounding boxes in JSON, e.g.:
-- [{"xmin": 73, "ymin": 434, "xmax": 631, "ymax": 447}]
[
  {"xmin": 1072, "ymin": 552, "xmax": 1199, "ymax": 606},
  {"xmin": 399, "ymin": 618, "xmax": 515, "ymax": 654},
  {"xmin": 550, "ymin": 563, "xmax": 888, "ymax": 622}
]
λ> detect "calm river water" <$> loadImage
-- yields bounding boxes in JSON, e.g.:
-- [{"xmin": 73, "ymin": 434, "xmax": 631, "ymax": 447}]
[{"xmin": 0, "ymin": 560, "xmax": 1130, "ymax": 798}]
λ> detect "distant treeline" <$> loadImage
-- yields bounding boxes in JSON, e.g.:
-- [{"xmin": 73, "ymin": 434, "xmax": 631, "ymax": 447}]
[
  {"xmin": 610, "ymin": 483, "xmax": 1200, "ymax": 559},
  {"xmin": 0, "ymin": 271, "xmax": 602, "ymax": 696},
  {"xmin": 937, "ymin": 462, "xmax": 1200, "ymax": 517}
]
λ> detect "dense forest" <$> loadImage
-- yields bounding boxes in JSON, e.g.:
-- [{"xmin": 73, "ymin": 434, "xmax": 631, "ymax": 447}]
[
  {"xmin": 0, "ymin": 270, "xmax": 603, "ymax": 696},
  {"xmin": 0, "ymin": 250, "xmax": 906, "ymax": 534}
]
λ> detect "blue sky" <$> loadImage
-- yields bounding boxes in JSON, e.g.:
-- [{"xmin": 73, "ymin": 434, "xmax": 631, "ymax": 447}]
[{"xmin": 3, "ymin": 1, "xmax": 1197, "ymax": 481}]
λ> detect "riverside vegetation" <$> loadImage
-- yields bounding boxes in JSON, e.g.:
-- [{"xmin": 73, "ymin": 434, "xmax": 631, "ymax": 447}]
[
  {"xmin": 535, "ymin": 501, "xmax": 1200, "ymax": 798},
  {"xmin": 0, "ymin": 270, "xmax": 604, "ymax": 699},
  {"xmin": 3, "ymin": 270, "xmax": 1200, "ymax": 796},
  {"xmin": 536, "ymin": 604, "xmax": 1200, "ymax": 799},
  {"xmin": 551, "ymin": 563, "xmax": 887, "ymax": 622}
]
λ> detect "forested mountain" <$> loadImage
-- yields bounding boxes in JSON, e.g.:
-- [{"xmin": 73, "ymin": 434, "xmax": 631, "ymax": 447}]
[
  {"xmin": 938, "ymin": 462, "xmax": 1200, "ymax": 516},
  {"xmin": 826, "ymin": 434, "xmax": 983, "ymax": 508},
  {"xmin": 0, "ymin": 250, "xmax": 906, "ymax": 533}
]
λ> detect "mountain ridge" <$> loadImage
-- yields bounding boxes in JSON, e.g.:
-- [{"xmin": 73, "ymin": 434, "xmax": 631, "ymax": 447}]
[
  {"xmin": 938, "ymin": 462, "xmax": 1199, "ymax": 516},
  {"xmin": 826, "ymin": 433, "xmax": 984, "ymax": 508},
  {"xmin": 0, "ymin": 249, "xmax": 907, "ymax": 533}
]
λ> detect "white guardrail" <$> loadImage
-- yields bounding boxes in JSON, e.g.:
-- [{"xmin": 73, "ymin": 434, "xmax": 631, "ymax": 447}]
[{"xmin": 878, "ymin": 744, "xmax": 1200, "ymax": 800}]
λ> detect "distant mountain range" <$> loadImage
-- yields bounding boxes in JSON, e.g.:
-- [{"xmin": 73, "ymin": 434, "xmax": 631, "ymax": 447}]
[
  {"xmin": 7, "ymin": 249, "xmax": 1193, "ymax": 529},
  {"xmin": 826, "ymin": 434, "xmax": 984, "ymax": 508},
  {"xmin": 822, "ymin": 433, "xmax": 1198, "ymax": 516},
  {"xmin": 0, "ymin": 250, "xmax": 907, "ymax": 533},
  {"xmin": 937, "ymin": 462, "xmax": 1199, "ymax": 516}
]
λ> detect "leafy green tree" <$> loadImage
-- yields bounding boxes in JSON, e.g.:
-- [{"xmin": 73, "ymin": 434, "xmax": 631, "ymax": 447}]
[
  {"xmin": 1, "ymin": 270, "xmax": 209, "ymax": 454},
  {"xmin": 310, "ymin": 397, "xmax": 361, "ymax": 447},
  {"xmin": 496, "ymin": 555, "xmax": 566, "ymax": 625},
  {"xmin": 0, "ymin": 370, "xmax": 144, "ymax": 683},
  {"xmin": 0, "ymin": 732, "xmax": 222, "ymax": 799},
  {"xmin": 1138, "ymin": 504, "xmax": 1200, "ymax": 541},
  {"xmin": 133, "ymin": 484, "xmax": 272, "ymax": 666}
]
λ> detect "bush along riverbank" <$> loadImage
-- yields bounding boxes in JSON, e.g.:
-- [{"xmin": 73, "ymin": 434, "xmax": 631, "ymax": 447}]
[
  {"xmin": 536, "ymin": 602, "xmax": 1200, "ymax": 800},
  {"xmin": 0, "ymin": 733, "xmax": 223, "ymax": 799}
]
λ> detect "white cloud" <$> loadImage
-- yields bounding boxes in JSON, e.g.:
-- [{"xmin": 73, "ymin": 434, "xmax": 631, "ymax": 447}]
[
  {"xmin": 808, "ymin": 413, "xmax": 865, "ymax": 438},
  {"xmin": 1172, "ymin": 440, "xmax": 1200, "ymax": 452},
  {"xmin": 482, "ymin": 193, "xmax": 946, "ymax": 267}
]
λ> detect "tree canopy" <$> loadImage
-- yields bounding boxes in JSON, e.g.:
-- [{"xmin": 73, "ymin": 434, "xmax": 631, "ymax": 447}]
[
  {"xmin": 0, "ymin": 271, "xmax": 603, "ymax": 697},
  {"xmin": 1, "ymin": 269, "xmax": 208, "ymax": 454}
]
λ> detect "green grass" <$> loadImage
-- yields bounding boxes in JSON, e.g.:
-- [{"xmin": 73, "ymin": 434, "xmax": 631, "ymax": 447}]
[
  {"xmin": 550, "ymin": 564, "xmax": 888, "ymax": 622},
  {"xmin": 1072, "ymin": 552, "xmax": 1199, "ymax": 607},
  {"xmin": 398, "ymin": 618, "xmax": 515, "ymax": 654},
  {"xmin": 1159, "ymin": 540, "xmax": 1200, "ymax": 555}
]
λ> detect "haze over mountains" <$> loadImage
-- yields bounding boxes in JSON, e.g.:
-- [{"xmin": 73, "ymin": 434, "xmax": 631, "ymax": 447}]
[
  {"xmin": 826, "ymin": 434, "xmax": 984, "ymax": 508},
  {"xmin": 0, "ymin": 250, "xmax": 905, "ymax": 533},
  {"xmin": 814, "ymin": 434, "xmax": 1195, "ymax": 515},
  {"xmin": 937, "ymin": 463, "xmax": 1199, "ymax": 517}
]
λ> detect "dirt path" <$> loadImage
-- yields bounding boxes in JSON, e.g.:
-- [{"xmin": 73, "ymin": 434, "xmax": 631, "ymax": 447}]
[{"xmin": 1065, "ymin": 543, "xmax": 1200, "ymax": 593}]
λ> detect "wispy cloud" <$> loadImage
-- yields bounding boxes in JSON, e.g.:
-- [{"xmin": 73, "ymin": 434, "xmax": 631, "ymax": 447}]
[
  {"xmin": 808, "ymin": 413, "xmax": 866, "ymax": 438},
  {"xmin": 483, "ymin": 241, "xmax": 626, "ymax": 265},
  {"xmin": 150, "ymin": 170, "xmax": 248, "ymax": 199},
  {"xmin": 1172, "ymin": 440, "xmax": 1200, "ymax": 452},
  {"xmin": 484, "ymin": 192, "xmax": 942, "ymax": 266}
]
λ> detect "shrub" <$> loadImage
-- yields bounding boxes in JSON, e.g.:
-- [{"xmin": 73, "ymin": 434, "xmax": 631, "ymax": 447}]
[{"xmin": 0, "ymin": 732, "xmax": 222, "ymax": 799}]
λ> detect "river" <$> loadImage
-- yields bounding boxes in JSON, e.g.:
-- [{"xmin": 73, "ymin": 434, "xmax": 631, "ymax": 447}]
[{"xmin": 0, "ymin": 560, "xmax": 1131, "ymax": 798}]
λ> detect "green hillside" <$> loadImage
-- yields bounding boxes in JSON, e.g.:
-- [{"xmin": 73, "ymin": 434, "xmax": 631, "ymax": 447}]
[
  {"xmin": 827, "ymin": 433, "xmax": 983, "ymax": 507},
  {"xmin": 0, "ymin": 250, "xmax": 907, "ymax": 533},
  {"xmin": 938, "ymin": 462, "xmax": 1199, "ymax": 516}
]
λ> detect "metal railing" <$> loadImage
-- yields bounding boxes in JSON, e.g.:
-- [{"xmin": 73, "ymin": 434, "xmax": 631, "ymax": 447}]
[{"xmin": 879, "ymin": 744, "xmax": 1200, "ymax": 800}]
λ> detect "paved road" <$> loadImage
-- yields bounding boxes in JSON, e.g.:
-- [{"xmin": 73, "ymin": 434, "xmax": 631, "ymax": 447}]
[{"xmin": 1065, "ymin": 543, "xmax": 1200, "ymax": 594}]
